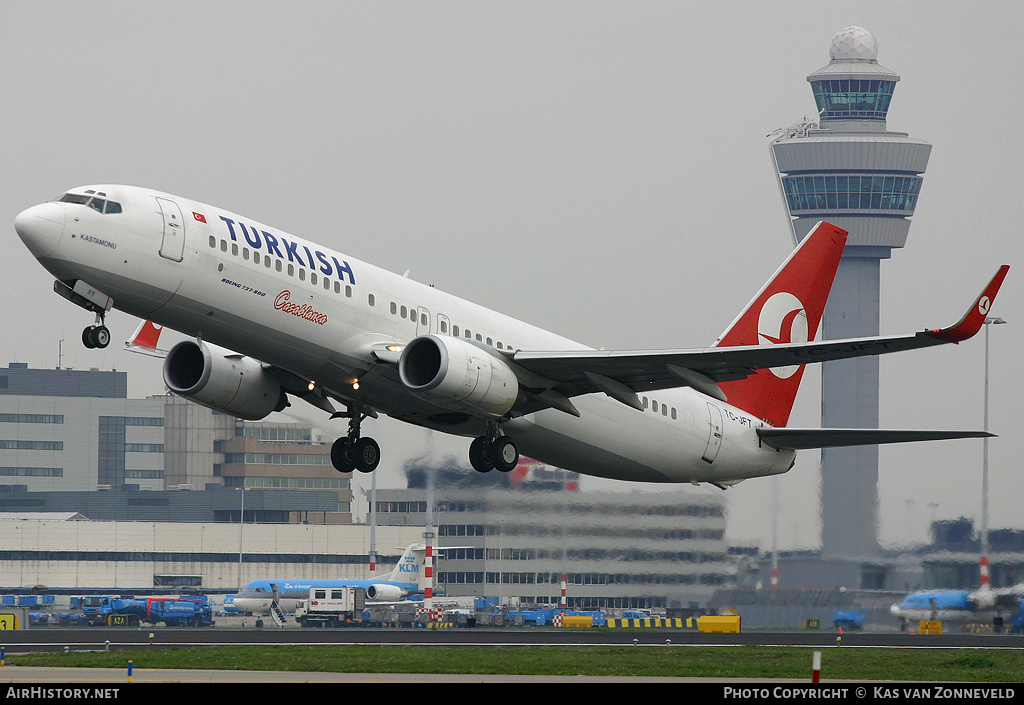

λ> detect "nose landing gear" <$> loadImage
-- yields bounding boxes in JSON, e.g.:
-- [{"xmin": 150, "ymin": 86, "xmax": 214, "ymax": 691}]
[
  {"xmin": 82, "ymin": 320, "xmax": 111, "ymax": 349},
  {"xmin": 54, "ymin": 280, "xmax": 114, "ymax": 350}
]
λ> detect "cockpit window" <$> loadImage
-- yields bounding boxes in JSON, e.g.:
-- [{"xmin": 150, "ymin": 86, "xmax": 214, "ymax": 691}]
[
  {"xmin": 57, "ymin": 192, "xmax": 122, "ymax": 214},
  {"xmin": 58, "ymin": 193, "xmax": 91, "ymax": 205}
]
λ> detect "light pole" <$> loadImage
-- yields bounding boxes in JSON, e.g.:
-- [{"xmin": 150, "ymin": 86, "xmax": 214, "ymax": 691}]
[
  {"xmin": 980, "ymin": 316, "xmax": 1006, "ymax": 588},
  {"xmin": 237, "ymin": 486, "xmax": 249, "ymax": 591}
]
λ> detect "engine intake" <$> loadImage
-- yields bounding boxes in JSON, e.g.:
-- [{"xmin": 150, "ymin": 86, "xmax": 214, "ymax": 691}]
[
  {"xmin": 399, "ymin": 335, "xmax": 519, "ymax": 418},
  {"xmin": 163, "ymin": 340, "xmax": 286, "ymax": 421}
]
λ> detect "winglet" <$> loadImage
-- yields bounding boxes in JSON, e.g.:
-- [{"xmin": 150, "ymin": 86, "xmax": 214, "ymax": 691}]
[
  {"xmin": 925, "ymin": 265, "xmax": 1009, "ymax": 343},
  {"xmin": 124, "ymin": 320, "xmax": 167, "ymax": 357}
]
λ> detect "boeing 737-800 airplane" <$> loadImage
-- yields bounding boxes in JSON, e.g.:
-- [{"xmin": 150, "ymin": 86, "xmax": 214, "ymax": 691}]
[{"xmin": 14, "ymin": 185, "xmax": 1007, "ymax": 487}]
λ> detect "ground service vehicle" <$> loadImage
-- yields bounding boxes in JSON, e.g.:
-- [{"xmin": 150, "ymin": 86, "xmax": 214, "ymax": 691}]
[
  {"xmin": 295, "ymin": 586, "xmax": 366, "ymax": 627},
  {"xmin": 76, "ymin": 595, "xmax": 214, "ymax": 627}
]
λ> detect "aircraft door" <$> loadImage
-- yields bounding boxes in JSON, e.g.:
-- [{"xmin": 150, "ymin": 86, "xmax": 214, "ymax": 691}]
[
  {"xmin": 702, "ymin": 402, "xmax": 723, "ymax": 464},
  {"xmin": 156, "ymin": 197, "xmax": 185, "ymax": 262},
  {"xmin": 436, "ymin": 313, "xmax": 451, "ymax": 336},
  {"xmin": 416, "ymin": 306, "xmax": 430, "ymax": 336}
]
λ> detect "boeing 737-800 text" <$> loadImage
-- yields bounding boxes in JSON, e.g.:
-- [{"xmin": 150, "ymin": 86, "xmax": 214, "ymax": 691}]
[{"xmin": 14, "ymin": 185, "xmax": 1008, "ymax": 487}]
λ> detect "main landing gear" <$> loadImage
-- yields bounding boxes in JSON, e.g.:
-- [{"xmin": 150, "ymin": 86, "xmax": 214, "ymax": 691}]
[
  {"xmin": 469, "ymin": 425, "xmax": 520, "ymax": 473},
  {"xmin": 330, "ymin": 404, "xmax": 380, "ymax": 474},
  {"xmin": 328, "ymin": 405, "xmax": 519, "ymax": 476}
]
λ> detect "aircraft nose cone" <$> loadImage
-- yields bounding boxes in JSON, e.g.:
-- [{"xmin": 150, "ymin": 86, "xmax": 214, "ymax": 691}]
[{"xmin": 15, "ymin": 202, "xmax": 65, "ymax": 258}]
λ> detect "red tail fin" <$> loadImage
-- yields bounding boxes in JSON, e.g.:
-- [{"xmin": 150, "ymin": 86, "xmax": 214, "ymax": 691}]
[{"xmin": 714, "ymin": 222, "xmax": 847, "ymax": 427}]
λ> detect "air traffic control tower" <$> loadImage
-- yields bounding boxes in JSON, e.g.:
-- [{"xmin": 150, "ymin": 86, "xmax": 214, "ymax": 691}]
[{"xmin": 770, "ymin": 27, "xmax": 931, "ymax": 560}]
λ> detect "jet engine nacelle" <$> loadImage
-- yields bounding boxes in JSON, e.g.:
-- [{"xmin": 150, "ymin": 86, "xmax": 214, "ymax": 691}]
[
  {"xmin": 365, "ymin": 584, "xmax": 407, "ymax": 601},
  {"xmin": 398, "ymin": 334, "xmax": 519, "ymax": 418},
  {"xmin": 163, "ymin": 340, "xmax": 286, "ymax": 421}
]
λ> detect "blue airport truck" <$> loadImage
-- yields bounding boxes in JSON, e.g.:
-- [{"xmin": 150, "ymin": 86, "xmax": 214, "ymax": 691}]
[{"xmin": 76, "ymin": 595, "xmax": 214, "ymax": 626}]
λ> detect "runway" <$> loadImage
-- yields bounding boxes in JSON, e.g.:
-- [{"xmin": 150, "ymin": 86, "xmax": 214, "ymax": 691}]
[{"xmin": 2, "ymin": 622, "xmax": 1021, "ymax": 653}]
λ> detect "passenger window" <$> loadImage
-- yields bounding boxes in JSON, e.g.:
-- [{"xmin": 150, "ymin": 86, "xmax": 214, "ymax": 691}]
[
  {"xmin": 475, "ymin": 334, "xmax": 482, "ymax": 342},
  {"xmin": 421, "ymin": 313, "xmax": 428, "ymax": 325},
  {"xmin": 346, "ymin": 285, "xmax": 352, "ymax": 298},
  {"xmin": 486, "ymin": 337, "xmax": 492, "ymax": 346},
  {"xmin": 324, "ymin": 277, "xmax": 330, "ymax": 290},
  {"xmin": 243, "ymin": 248, "xmax": 250, "ymax": 261},
  {"xmin": 440, "ymin": 321, "xmax": 448, "ymax": 333},
  {"xmin": 671, "ymin": 408, "xmax": 677, "ymax": 420},
  {"xmin": 453, "ymin": 325, "xmax": 460, "ymax": 337},
  {"xmin": 288, "ymin": 264, "xmax": 294, "ymax": 277},
  {"xmin": 652, "ymin": 400, "xmax": 658, "ymax": 413},
  {"xmin": 311, "ymin": 273, "xmax": 317, "ymax": 285},
  {"xmin": 265, "ymin": 257, "xmax": 272, "ymax": 268},
  {"xmin": 334, "ymin": 281, "xmax": 341, "ymax": 294},
  {"xmin": 208, "ymin": 236, "xmax": 216, "ymax": 248},
  {"xmin": 368, "ymin": 294, "xmax": 375, "ymax": 306},
  {"xmin": 390, "ymin": 302, "xmax": 397, "ymax": 315},
  {"xmin": 231, "ymin": 243, "xmax": 238, "ymax": 256},
  {"xmin": 400, "ymin": 305, "xmax": 407, "ymax": 318},
  {"xmin": 276, "ymin": 260, "xmax": 282, "ymax": 272},
  {"xmin": 220, "ymin": 240, "xmax": 227, "ymax": 252},
  {"xmin": 254, "ymin": 252, "xmax": 261, "ymax": 264},
  {"xmin": 299, "ymin": 268, "xmax": 305, "ymax": 280}
]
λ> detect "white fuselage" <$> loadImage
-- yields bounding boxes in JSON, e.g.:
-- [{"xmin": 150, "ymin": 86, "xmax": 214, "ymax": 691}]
[{"xmin": 17, "ymin": 185, "xmax": 796, "ymax": 484}]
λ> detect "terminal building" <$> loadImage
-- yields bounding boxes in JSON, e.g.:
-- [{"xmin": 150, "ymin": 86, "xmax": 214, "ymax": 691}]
[
  {"xmin": 0, "ymin": 362, "xmax": 352, "ymax": 523},
  {"xmin": 373, "ymin": 460, "xmax": 730, "ymax": 610},
  {"xmin": 0, "ymin": 362, "xmax": 733, "ymax": 607},
  {"xmin": 0, "ymin": 359, "xmax": 1017, "ymax": 615}
]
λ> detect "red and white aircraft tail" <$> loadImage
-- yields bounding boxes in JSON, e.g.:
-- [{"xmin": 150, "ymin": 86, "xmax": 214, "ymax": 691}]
[{"xmin": 713, "ymin": 221, "xmax": 847, "ymax": 427}]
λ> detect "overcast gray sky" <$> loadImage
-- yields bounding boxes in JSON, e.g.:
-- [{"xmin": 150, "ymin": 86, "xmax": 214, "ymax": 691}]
[{"xmin": 2, "ymin": 1, "xmax": 1021, "ymax": 552}]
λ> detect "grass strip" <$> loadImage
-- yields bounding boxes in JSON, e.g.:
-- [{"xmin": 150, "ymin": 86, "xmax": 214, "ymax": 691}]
[{"xmin": 11, "ymin": 645, "xmax": 1024, "ymax": 681}]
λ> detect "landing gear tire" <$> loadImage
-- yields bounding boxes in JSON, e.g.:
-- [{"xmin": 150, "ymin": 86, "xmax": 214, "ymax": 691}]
[
  {"xmin": 331, "ymin": 436, "xmax": 380, "ymax": 473},
  {"xmin": 489, "ymin": 436, "xmax": 519, "ymax": 473},
  {"xmin": 352, "ymin": 437, "xmax": 380, "ymax": 473},
  {"xmin": 82, "ymin": 325, "xmax": 110, "ymax": 349},
  {"xmin": 469, "ymin": 436, "xmax": 494, "ymax": 473},
  {"xmin": 331, "ymin": 438, "xmax": 355, "ymax": 473}
]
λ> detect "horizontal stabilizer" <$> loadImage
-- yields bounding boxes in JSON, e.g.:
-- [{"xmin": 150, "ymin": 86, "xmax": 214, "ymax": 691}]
[{"xmin": 756, "ymin": 428, "xmax": 994, "ymax": 451}]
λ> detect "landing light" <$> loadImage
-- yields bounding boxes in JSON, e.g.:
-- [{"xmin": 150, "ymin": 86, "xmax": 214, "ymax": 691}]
[
  {"xmin": 386, "ymin": 345, "xmax": 403, "ymax": 353},
  {"xmin": 307, "ymin": 381, "xmax": 316, "ymax": 392},
  {"xmin": 352, "ymin": 380, "xmax": 360, "ymax": 391}
]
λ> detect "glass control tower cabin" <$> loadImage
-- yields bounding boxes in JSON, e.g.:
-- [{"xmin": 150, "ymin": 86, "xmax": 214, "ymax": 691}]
[{"xmin": 770, "ymin": 27, "xmax": 931, "ymax": 560}]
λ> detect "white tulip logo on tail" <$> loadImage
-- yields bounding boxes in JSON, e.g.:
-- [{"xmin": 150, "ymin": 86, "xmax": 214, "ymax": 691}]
[{"xmin": 757, "ymin": 292, "xmax": 808, "ymax": 379}]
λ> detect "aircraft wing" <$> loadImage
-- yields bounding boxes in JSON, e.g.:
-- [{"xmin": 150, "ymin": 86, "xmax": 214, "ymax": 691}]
[{"xmin": 510, "ymin": 265, "xmax": 1009, "ymax": 413}]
